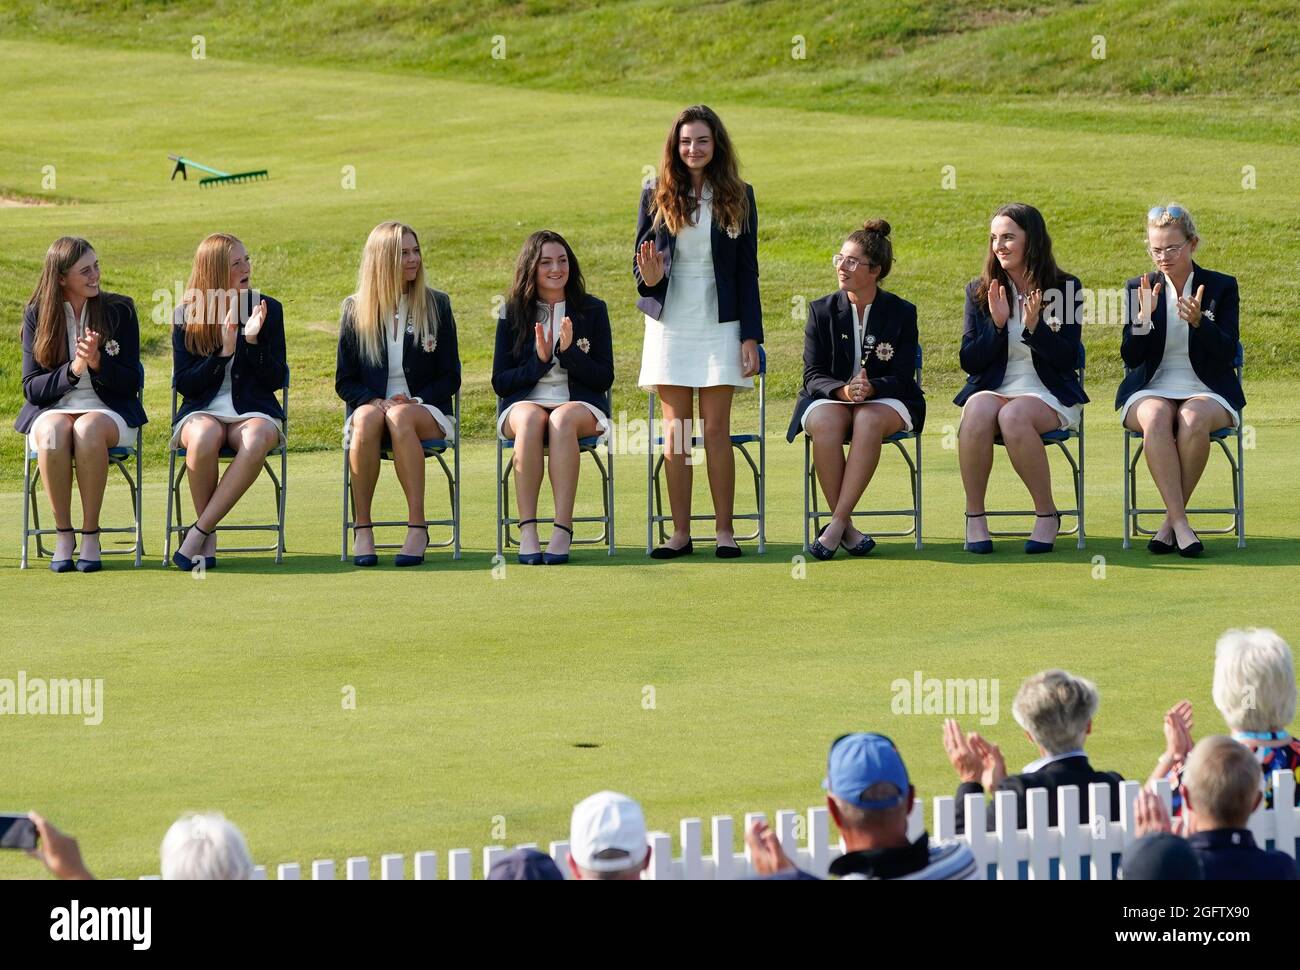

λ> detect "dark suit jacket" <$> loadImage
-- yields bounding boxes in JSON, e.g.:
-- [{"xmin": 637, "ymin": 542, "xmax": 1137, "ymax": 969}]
[
  {"xmin": 953, "ymin": 275, "xmax": 1088, "ymax": 408},
  {"xmin": 334, "ymin": 287, "xmax": 461, "ymax": 417},
  {"xmin": 633, "ymin": 181, "xmax": 763, "ymax": 343},
  {"xmin": 492, "ymin": 294, "xmax": 614, "ymax": 418},
  {"xmin": 16, "ymin": 292, "xmax": 147, "ymax": 434},
  {"xmin": 1187, "ymin": 829, "xmax": 1297, "ymax": 880},
  {"xmin": 172, "ymin": 292, "xmax": 288, "ymax": 423},
  {"xmin": 1115, "ymin": 262, "xmax": 1244, "ymax": 412},
  {"xmin": 786, "ymin": 288, "xmax": 925, "ymax": 441},
  {"xmin": 954, "ymin": 754, "xmax": 1123, "ymax": 834}
]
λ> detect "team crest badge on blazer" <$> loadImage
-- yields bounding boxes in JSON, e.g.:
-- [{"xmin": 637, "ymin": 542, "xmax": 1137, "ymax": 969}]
[
  {"xmin": 1045, "ymin": 314, "xmax": 1063, "ymax": 332},
  {"xmin": 875, "ymin": 341, "xmax": 895, "ymax": 362},
  {"xmin": 577, "ymin": 337, "xmax": 591, "ymax": 353},
  {"xmin": 105, "ymin": 339, "xmax": 120, "ymax": 356}
]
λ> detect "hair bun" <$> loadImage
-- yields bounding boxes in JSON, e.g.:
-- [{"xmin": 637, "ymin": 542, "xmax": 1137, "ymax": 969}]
[{"xmin": 862, "ymin": 218, "xmax": 891, "ymax": 238}]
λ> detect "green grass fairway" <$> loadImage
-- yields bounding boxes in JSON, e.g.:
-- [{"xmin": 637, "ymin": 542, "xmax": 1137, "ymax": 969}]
[{"xmin": 2, "ymin": 8, "xmax": 1298, "ymax": 878}]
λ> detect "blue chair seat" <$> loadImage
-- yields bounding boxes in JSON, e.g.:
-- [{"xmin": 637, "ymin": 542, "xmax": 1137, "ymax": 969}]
[
  {"xmin": 883, "ymin": 430, "xmax": 915, "ymax": 443},
  {"xmin": 1210, "ymin": 427, "xmax": 1233, "ymax": 440},
  {"xmin": 652, "ymin": 433, "xmax": 759, "ymax": 447},
  {"xmin": 175, "ymin": 444, "xmax": 285, "ymax": 459},
  {"xmin": 1039, "ymin": 429, "xmax": 1073, "ymax": 442},
  {"xmin": 500, "ymin": 435, "xmax": 604, "ymax": 450},
  {"xmin": 380, "ymin": 438, "xmax": 448, "ymax": 456}
]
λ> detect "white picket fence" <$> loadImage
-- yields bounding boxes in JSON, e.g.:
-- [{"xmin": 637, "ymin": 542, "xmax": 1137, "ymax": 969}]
[{"xmin": 137, "ymin": 771, "xmax": 1300, "ymax": 880}]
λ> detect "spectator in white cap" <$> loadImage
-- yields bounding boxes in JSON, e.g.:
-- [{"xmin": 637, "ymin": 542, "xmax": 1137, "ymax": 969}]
[
  {"xmin": 567, "ymin": 790, "xmax": 651, "ymax": 880},
  {"xmin": 160, "ymin": 811, "xmax": 254, "ymax": 880},
  {"xmin": 746, "ymin": 732, "xmax": 977, "ymax": 879}
]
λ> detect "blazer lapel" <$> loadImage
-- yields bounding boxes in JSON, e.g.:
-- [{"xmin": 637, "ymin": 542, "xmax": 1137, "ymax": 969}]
[
  {"xmin": 1148, "ymin": 270, "xmax": 1168, "ymax": 363},
  {"xmin": 830, "ymin": 290, "xmax": 855, "ymax": 378}
]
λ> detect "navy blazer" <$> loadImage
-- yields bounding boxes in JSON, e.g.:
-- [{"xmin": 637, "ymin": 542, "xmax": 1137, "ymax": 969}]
[
  {"xmin": 1115, "ymin": 263, "xmax": 1244, "ymax": 412},
  {"xmin": 954, "ymin": 754, "xmax": 1123, "ymax": 834},
  {"xmin": 334, "ymin": 288, "xmax": 461, "ymax": 417},
  {"xmin": 1187, "ymin": 829, "xmax": 1297, "ymax": 880},
  {"xmin": 786, "ymin": 288, "xmax": 926, "ymax": 442},
  {"xmin": 15, "ymin": 292, "xmax": 147, "ymax": 434},
  {"xmin": 172, "ymin": 292, "xmax": 288, "ymax": 423},
  {"xmin": 492, "ymin": 294, "xmax": 614, "ymax": 418},
  {"xmin": 953, "ymin": 275, "xmax": 1089, "ymax": 408},
  {"xmin": 633, "ymin": 181, "xmax": 763, "ymax": 344}
]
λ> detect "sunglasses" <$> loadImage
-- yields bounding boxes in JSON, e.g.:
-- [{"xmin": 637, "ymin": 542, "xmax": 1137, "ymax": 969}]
[{"xmin": 1148, "ymin": 205, "xmax": 1188, "ymax": 221}]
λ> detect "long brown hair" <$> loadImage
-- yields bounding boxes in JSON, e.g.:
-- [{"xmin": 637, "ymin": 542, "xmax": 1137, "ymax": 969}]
[
  {"xmin": 27, "ymin": 236, "xmax": 110, "ymax": 368},
  {"xmin": 505, "ymin": 230, "xmax": 587, "ymax": 355},
  {"xmin": 181, "ymin": 232, "xmax": 243, "ymax": 356},
  {"xmin": 976, "ymin": 202, "xmax": 1066, "ymax": 305},
  {"xmin": 650, "ymin": 104, "xmax": 750, "ymax": 237}
]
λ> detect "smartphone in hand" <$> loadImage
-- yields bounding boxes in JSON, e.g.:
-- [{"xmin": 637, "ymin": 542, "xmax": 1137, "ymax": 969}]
[{"xmin": 0, "ymin": 813, "xmax": 37, "ymax": 850}]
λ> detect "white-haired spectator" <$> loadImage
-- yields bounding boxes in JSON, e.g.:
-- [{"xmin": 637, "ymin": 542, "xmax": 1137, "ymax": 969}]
[
  {"xmin": 747, "ymin": 732, "xmax": 977, "ymax": 879},
  {"xmin": 1135, "ymin": 736, "xmax": 1296, "ymax": 880},
  {"xmin": 1150, "ymin": 628, "xmax": 1298, "ymax": 816},
  {"xmin": 944, "ymin": 669, "xmax": 1122, "ymax": 833},
  {"xmin": 161, "ymin": 812, "xmax": 254, "ymax": 880},
  {"xmin": 566, "ymin": 791, "xmax": 651, "ymax": 880}
]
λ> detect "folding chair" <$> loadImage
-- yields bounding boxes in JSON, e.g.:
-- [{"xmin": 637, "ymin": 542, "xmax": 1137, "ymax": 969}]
[
  {"xmin": 986, "ymin": 343, "xmax": 1086, "ymax": 549},
  {"xmin": 1123, "ymin": 343, "xmax": 1245, "ymax": 549},
  {"xmin": 497, "ymin": 392, "xmax": 615, "ymax": 558},
  {"xmin": 803, "ymin": 345, "xmax": 923, "ymax": 553},
  {"xmin": 20, "ymin": 382, "xmax": 145, "ymax": 569},
  {"xmin": 647, "ymin": 346, "xmax": 766, "ymax": 554},
  {"xmin": 165, "ymin": 370, "xmax": 290, "ymax": 566},
  {"xmin": 341, "ymin": 391, "xmax": 461, "ymax": 561}
]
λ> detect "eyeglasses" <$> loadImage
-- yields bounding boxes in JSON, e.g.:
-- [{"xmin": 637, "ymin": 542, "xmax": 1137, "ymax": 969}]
[
  {"xmin": 1148, "ymin": 205, "xmax": 1188, "ymax": 221},
  {"xmin": 1147, "ymin": 241, "xmax": 1190, "ymax": 259},
  {"xmin": 832, "ymin": 254, "xmax": 875, "ymax": 272}
]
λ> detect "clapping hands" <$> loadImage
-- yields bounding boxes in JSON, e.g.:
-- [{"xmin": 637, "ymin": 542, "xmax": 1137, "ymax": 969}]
[{"xmin": 943, "ymin": 718, "xmax": 1007, "ymax": 791}]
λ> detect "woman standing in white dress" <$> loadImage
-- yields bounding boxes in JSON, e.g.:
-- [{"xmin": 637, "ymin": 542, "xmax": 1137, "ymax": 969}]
[
  {"xmin": 15, "ymin": 237, "xmax": 147, "ymax": 572},
  {"xmin": 1117, "ymin": 204, "xmax": 1243, "ymax": 557},
  {"xmin": 634, "ymin": 104, "xmax": 762, "ymax": 559},
  {"xmin": 335, "ymin": 221, "xmax": 461, "ymax": 567},
  {"xmin": 170, "ymin": 233, "xmax": 287, "ymax": 571},
  {"xmin": 954, "ymin": 203, "xmax": 1088, "ymax": 555}
]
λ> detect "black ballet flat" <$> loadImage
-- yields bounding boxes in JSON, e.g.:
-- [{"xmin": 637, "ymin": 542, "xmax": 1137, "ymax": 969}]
[
  {"xmin": 1177, "ymin": 530, "xmax": 1204, "ymax": 558},
  {"xmin": 75, "ymin": 528, "xmax": 102, "ymax": 573},
  {"xmin": 1147, "ymin": 535, "xmax": 1176, "ymax": 555},
  {"xmin": 963, "ymin": 512, "xmax": 992, "ymax": 555},
  {"xmin": 50, "ymin": 526, "xmax": 76, "ymax": 573},
  {"xmin": 808, "ymin": 538, "xmax": 836, "ymax": 561},
  {"xmin": 841, "ymin": 534, "xmax": 876, "ymax": 557},
  {"xmin": 650, "ymin": 540, "xmax": 694, "ymax": 560},
  {"xmin": 1024, "ymin": 512, "xmax": 1061, "ymax": 555},
  {"xmin": 543, "ymin": 523, "xmax": 573, "ymax": 565},
  {"xmin": 715, "ymin": 542, "xmax": 742, "ymax": 559},
  {"xmin": 351, "ymin": 524, "xmax": 378, "ymax": 567}
]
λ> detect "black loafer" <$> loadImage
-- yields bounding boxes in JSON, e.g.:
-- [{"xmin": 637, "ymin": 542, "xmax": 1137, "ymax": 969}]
[
  {"xmin": 715, "ymin": 543, "xmax": 742, "ymax": 559},
  {"xmin": 649, "ymin": 541, "xmax": 693, "ymax": 560}
]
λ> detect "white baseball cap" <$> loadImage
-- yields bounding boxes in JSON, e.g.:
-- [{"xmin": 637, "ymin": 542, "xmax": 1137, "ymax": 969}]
[{"xmin": 569, "ymin": 791, "xmax": 649, "ymax": 873}]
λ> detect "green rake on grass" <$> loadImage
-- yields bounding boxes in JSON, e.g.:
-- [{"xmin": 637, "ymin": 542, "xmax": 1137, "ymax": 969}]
[{"xmin": 168, "ymin": 154, "xmax": 269, "ymax": 187}]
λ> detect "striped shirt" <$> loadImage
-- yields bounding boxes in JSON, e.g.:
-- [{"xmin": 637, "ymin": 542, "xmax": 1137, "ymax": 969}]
[{"xmin": 828, "ymin": 834, "xmax": 979, "ymax": 880}]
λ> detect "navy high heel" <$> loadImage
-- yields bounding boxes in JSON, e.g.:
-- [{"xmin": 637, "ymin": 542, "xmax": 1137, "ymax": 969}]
[
  {"xmin": 1024, "ymin": 512, "xmax": 1061, "ymax": 554},
  {"xmin": 351, "ymin": 524, "xmax": 378, "ymax": 567},
  {"xmin": 542, "ymin": 522, "xmax": 573, "ymax": 565},
  {"xmin": 516, "ymin": 519, "xmax": 544, "ymax": 566},
  {"xmin": 394, "ymin": 524, "xmax": 428, "ymax": 567},
  {"xmin": 50, "ymin": 527, "xmax": 76, "ymax": 573},
  {"xmin": 172, "ymin": 523, "xmax": 213, "ymax": 571},
  {"xmin": 75, "ymin": 528, "xmax": 102, "ymax": 573},
  {"xmin": 964, "ymin": 512, "xmax": 993, "ymax": 555}
]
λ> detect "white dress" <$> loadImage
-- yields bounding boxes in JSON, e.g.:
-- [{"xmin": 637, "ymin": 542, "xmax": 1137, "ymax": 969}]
[
  {"xmin": 638, "ymin": 186, "xmax": 752, "ymax": 391},
  {"xmin": 26, "ymin": 302, "xmax": 136, "ymax": 452},
  {"xmin": 496, "ymin": 300, "xmax": 611, "ymax": 441},
  {"xmin": 963, "ymin": 282, "xmax": 1080, "ymax": 432},
  {"xmin": 1119, "ymin": 272, "xmax": 1239, "ymax": 427},
  {"xmin": 799, "ymin": 300, "xmax": 914, "ymax": 433},
  {"xmin": 341, "ymin": 296, "xmax": 456, "ymax": 448},
  {"xmin": 169, "ymin": 306, "xmax": 284, "ymax": 449}
]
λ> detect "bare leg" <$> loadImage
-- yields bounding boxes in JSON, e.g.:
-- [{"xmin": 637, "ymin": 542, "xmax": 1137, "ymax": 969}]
[
  {"xmin": 385, "ymin": 404, "xmax": 444, "ymax": 556},
  {"xmin": 544, "ymin": 403, "xmax": 600, "ymax": 556},
  {"xmin": 996, "ymin": 397, "xmax": 1064, "ymax": 544},
  {"xmin": 70, "ymin": 412, "xmax": 120, "ymax": 562},
  {"xmin": 822, "ymin": 403, "xmax": 904, "ymax": 547},
  {"xmin": 1125, "ymin": 397, "xmax": 1180, "ymax": 544},
  {"xmin": 347, "ymin": 405, "xmax": 386, "ymax": 557},
  {"xmin": 1173, "ymin": 398, "xmax": 1233, "ymax": 547},
  {"xmin": 958, "ymin": 394, "xmax": 1005, "ymax": 545},
  {"xmin": 656, "ymin": 385, "xmax": 695, "ymax": 550},
  {"xmin": 504, "ymin": 403, "xmax": 549, "ymax": 557},
  {"xmin": 177, "ymin": 418, "xmax": 279, "ymax": 560},
  {"xmin": 32, "ymin": 413, "xmax": 76, "ymax": 560},
  {"xmin": 698, "ymin": 384, "xmax": 737, "ymax": 547},
  {"xmin": 807, "ymin": 404, "xmax": 852, "ymax": 545},
  {"xmin": 180, "ymin": 416, "xmax": 225, "ymax": 558}
]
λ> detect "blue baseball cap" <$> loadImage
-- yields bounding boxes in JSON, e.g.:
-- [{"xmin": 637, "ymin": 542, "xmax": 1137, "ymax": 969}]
[{"xmin": 821, "ymin": 733, "xmax": 909, "ymax": 809}]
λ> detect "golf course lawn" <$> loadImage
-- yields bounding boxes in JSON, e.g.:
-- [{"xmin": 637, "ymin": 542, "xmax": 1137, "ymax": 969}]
[{"xmin": 1, "ymin": 14, "xmax": 1297, "ymax": 878}]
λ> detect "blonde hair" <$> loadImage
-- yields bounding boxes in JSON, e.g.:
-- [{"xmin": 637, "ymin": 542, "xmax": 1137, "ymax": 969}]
[
  {"xmin": 1212, "ymin": 628, "xmax": 1296, "ymax": 733},
  {"xmin": 1147, "ymin": 202, "xmax": 1199, "ymax": 242},
  {"xmin": 181, "ymin": 232, "xmax": 243, "ymax": 356},
  {"xmin": 344, "ymin": 221, "xmax": 438, "ymax": 367}
]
